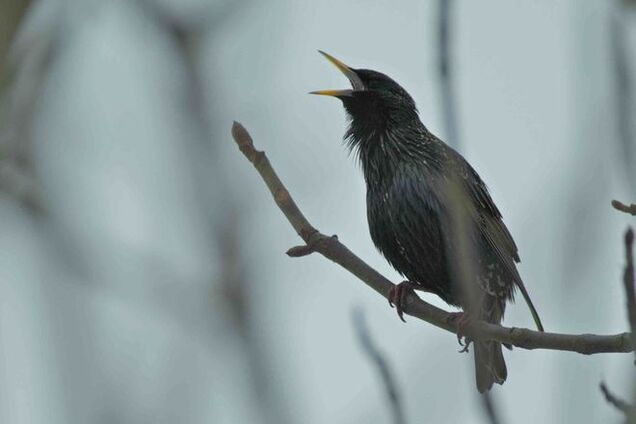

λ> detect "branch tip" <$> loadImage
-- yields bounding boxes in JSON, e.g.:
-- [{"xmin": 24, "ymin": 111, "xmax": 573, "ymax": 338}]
[{"xmin": 231, "ymin": 121, "xmax": 253, "ymax": 147}]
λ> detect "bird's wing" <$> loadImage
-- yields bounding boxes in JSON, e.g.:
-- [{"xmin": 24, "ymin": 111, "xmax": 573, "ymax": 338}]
[
  {"xmin": 464, "ymin": 165, "xmax": 521, "ymax": 271},
  {"xmin": 459, "ymin": 161, "xmax": 544, "ymax": 331}
]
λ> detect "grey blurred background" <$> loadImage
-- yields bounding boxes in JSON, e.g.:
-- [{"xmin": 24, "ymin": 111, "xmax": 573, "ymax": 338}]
[{"xmin": 1, "ymin": 0, "xmax": 635, "ymax": 423}]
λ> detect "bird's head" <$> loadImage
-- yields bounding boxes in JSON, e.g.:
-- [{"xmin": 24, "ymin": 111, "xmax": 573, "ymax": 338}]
[{"xmin": 311, "ymin": 51, "xmax": 419, "ymax": 140}]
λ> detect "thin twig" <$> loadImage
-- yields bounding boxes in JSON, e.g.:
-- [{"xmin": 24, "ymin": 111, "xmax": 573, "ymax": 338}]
[
  {"xmin": 352, "ymin": 307, "xmax": 405, "ymax": 424},
  {"xmin": 614, "ymin": 200, "xmax": 636, "ymax": 216},
  {"xmin": 230, "ymin": 121, "xmax": 634, "ymax": 355},
  {"xmin": 600, "ymin": 381, "xmax": 636, "ymax": 419}
]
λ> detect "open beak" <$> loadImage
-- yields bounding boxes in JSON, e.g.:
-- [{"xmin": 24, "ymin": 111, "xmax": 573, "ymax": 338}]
[{"xmin": 310, "ymin": 51, "xmax": 365, "ymax": 97}]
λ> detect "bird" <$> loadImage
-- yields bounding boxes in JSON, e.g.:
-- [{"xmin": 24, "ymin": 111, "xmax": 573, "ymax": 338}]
[{"xmin": 311, "ymin": 51, "xmax": 543, "ymax": 392}]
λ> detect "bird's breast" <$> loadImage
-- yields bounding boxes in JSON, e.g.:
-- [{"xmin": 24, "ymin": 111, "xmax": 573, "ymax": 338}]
[{"xmin": 365, "ymin": 167, "xmax": 452, "ymax": 295}]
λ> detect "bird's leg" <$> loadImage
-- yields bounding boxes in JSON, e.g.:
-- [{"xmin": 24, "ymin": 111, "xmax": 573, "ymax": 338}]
[
  {"xmin": 447, "ymin": 312, "xmax": 474, "ymax": 351},
  {"xmin": 388, "ymin": 281, "xmax": 425, "ymax": 323}
]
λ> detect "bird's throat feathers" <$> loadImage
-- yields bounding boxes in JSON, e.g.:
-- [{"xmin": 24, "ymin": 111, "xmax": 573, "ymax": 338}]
[{"xmin": 343, "ymin": 99, "xmax": 427, "ymax": 181}]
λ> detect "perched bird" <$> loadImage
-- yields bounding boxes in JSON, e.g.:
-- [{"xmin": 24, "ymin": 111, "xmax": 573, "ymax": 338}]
[{"xmin": 311, "ymin": 51, "xmax": 543, "ymax": 392}]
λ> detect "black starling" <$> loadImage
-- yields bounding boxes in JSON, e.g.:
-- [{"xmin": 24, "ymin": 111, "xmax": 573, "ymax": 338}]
[{"xmin": 311, "ymin": 51, "xmax": 543, "ymax": 392}]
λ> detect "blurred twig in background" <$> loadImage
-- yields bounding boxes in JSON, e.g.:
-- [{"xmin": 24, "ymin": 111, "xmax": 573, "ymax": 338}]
[
  {"xmin": 437, "ymin": 2, "xmax": 501, "ymax": 417},
  {"xmin": 442, "ymin": 176, "xmax": 504, "ymax": 419},
  {"xmin": 230, "ymin": 121, "xmax": 634, "ymax": 355},
  {"xmin": 217, "ymin": 215, "xmax": 293, "ymax": 424},
  {"xmin": 594, "ymin": 221, "xmax": 636, "ymax": 419},
  {"xmin": 480, "ymin": 393, "xmax": 502, "ymax": 424},
  {"xmin": 622, "ymin": 226, "xmax": 636, "ymax": 424},
  {"xmin": 437, "ymin": 0, "xmax": 459, "ymax": 149},
  {"xmin": 137, "ymin": 3, "xmax": 292, "ymax": 423},
  {"xmin": 600, "ymin": 381, "xmax": 636, "ymax": 422},
  {"xmin": 0, "ymin": 0, "xmax": 51, "ymax": 213},
  {"xmin": 352, "ymin": 307, "xmax": 405, "ymax": 424},
  {"xmin": 622, "ymin": 227, "xmax": 636, "ymax": 364},
  {"xmin": 0, "ymin": 0, "xmax": 32, "ymax": 88},
  {"xmin": 611, "ymin": 0, "xmax": 636, "ymax": 194}
]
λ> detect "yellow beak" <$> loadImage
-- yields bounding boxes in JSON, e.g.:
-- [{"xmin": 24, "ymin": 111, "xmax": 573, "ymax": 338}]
[
  {"xmin": 318, "ymin": 50, "xmax": 352, "ymax": 76},
  {"xmin": 310, "ymin": 51, "xmax": 365, "ymax": 97},
  {"xmin": 309, "ymin": 89, "xmax": 351, "ymax": 97}
]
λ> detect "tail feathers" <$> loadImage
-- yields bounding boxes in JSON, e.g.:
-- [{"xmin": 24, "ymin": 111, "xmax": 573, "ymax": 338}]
[
  {"xmin": 474, "ymin": 341, "xmax": 507, "ymax": 393},
  {"xmin": 515, "ymin": 279, "xmax": 544, "ymax": 332}
]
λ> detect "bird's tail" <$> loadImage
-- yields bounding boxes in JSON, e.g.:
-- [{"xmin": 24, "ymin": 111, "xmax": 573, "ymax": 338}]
[
  {"xmin": 515, "ymin": 279, "xmax": 544, "ymax": 332},
  {"xmin": 473, "ymin": 295, "xmax": 507, "ymax": 393},
  {"xmin": 474, "ymin": 339, "xmax": 507, "ymax": 393}
]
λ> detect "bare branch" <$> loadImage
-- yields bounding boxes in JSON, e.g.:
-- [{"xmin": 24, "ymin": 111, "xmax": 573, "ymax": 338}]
[
  {"xmin": 613, "ymin": 200, "xmax": 636, "ymax": 216},
  {"xmin": 230, "ymin": 121, "xmax": 634, "ymax": 355},
  {"xmin": 352, "ymin": 307, "xmax": 405, "ymax": 424},
  {"xmin": 600, "ymin": 381, "xmax": 636, "ymax": 419}
]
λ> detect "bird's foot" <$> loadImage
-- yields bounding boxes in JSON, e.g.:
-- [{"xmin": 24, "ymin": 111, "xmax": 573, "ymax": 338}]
[
  {"xmin": 388, "ymin": 281, "xmax": 419, "ymax": 323},
  {"xmin": 448, "ymin": 312, "xmax": 473, "ymax": 352}
]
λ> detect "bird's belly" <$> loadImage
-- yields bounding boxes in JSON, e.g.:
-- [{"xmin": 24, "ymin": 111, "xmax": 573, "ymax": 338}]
[{"xmin": 366, "ymin": 188, "xmax": 456, "ymax": 303}]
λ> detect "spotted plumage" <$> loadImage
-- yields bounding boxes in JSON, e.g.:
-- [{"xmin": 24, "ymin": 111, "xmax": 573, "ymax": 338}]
[{"xmin": 312, "ymin": 52, "xmax": 543, "ymax": 392}]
